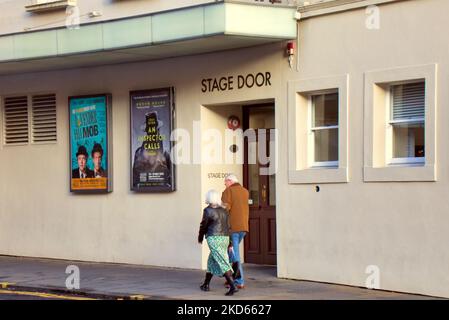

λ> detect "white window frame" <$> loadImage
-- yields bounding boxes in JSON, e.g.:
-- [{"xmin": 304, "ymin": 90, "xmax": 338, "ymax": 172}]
[
  {"xmin": 309, "ymin": 90, "xmax": 339, "ymax": 168},
  {"xmin": 386, "ymin": 81, "xmax": 426, "ymax": 166},
  {"xmin": 363, "ymin": 64, "xmax": 437, "ymax": 182},
  {"xmin": 287, "ymin": 75, "xmax": 349, "ymax": 184}
]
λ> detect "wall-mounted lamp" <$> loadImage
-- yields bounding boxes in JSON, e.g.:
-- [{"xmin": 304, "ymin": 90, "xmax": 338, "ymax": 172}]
[{"xmin": 286, "ymin": 41, "xmax": 295, "ymax": 69}]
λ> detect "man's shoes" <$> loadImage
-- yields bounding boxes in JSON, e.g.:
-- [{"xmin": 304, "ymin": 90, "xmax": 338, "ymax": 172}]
[
  {"xmin": 225, "ymin": 283, "xmax": 244, "ymax": 289},
  {"xmin": 225, "ymin": 282, "xmax": 244, "ymax": 289}
]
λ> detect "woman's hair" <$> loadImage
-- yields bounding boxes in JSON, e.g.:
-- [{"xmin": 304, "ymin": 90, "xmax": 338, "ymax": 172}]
[{"xmin": 205, "ymin": 189, "xmax": 222, "ymax": 207}]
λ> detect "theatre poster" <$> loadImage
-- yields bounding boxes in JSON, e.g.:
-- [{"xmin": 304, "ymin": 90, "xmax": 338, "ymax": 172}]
[
  {"xmin": 69, "ymin": 94, "xmax": 112, "ymax": 193},
  {"xmin": 130, "ymin": 88, "xmax": 175, "ymax": 192}
]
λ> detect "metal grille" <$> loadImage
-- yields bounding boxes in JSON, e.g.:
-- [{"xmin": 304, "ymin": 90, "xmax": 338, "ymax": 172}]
[
  {"xmin": 3, "ymin": 96, "xmax": 29, "ymax": 145},
  {"xmin": 31, "ymin": 94, "xmax": 57, "ymax": 143}
]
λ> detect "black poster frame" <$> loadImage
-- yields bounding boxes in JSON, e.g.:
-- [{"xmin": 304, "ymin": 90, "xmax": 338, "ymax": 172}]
[{"xmin": 130, "ymin": 87, "xmax": 176, "ymax": 193}]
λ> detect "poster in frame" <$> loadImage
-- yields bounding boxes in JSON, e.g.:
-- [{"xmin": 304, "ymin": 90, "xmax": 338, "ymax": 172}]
[
  {"xmin": 130, "ymin": 87, "xmax": 176, "ymax": 193},
  {"xmin": 69, "ymin": 94, "xmax": 113, "ymax": 193}
]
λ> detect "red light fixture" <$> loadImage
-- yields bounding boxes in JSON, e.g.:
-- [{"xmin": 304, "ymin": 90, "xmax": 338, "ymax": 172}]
[
  {"xmin": 287, "ymin": 41, "xmax": 295, "ymax": 56},
  {"xmin": 286, "ymin": 41, "xmax": 295, "ymax": 68}
]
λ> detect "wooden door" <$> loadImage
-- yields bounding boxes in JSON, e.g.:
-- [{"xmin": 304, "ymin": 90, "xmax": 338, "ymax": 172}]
[{"xmin": 244, "ymin": 128, "xmax": 276, "ymax": 265}]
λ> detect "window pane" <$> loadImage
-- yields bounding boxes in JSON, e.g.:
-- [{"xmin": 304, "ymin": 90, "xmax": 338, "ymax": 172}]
[
  {"xmin": 393, "ymin": 122, "xmax": 425, "ymax": 158},
  {"xmin": 248, "ymin": 164, "xmax": 259, "ymax": 207},
  {"xmin": 391, "ymin": 82, "xmax": 425, "ymax": 121},
  {"xmin": 247, "ymin": 140, "xmax": 259, "ymax": 206},
  {"xmin": 269, "ymin": 174, "xmax": 276, "ymax": 206},
  {"xmin": 312, "ymin": 92, "xmax": 338, "ymax": 127},
  {"xmin": 314, "ymin": 128, "xmax": 338, "ymax": 162}
]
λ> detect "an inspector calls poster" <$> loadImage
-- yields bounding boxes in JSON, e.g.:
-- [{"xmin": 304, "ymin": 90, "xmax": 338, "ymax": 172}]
[
  {"xmin": 130, "ymin": 88, "xmax": 175, "ymax": 192},
  {"xmin": 69, "ymin": 94, "xmax": 112, "ymax": 193}
]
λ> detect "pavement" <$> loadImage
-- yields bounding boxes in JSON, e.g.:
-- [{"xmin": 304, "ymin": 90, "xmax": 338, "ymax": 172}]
[{"xmin": 0, "ymin": 255, "xmax": 438, "ymax": 300}]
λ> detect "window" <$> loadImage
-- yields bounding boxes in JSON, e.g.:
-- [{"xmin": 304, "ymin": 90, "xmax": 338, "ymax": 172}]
[
  {"xmin": 310, "ymin": 92, "xmax": 339, "ymax": 167},
  {"xmin": 388, "ymin": 82, "xmax": 425, "ymax": 165},
  {"xmin": 363, "ymin": 64, "xmax": 437, "ymax": 182},
  {"xmin": 2, "ymin": 93, "xmax": 57, "ymax": 145},
  {"xmin": 287, "ymin": 74, "xmax": 348, "ymax": 184}
]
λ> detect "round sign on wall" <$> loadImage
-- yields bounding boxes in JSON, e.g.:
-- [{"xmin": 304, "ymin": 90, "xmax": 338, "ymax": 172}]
[{"xmin": 227, "ymin": 115, "xmax": 241, "ymax": 130}]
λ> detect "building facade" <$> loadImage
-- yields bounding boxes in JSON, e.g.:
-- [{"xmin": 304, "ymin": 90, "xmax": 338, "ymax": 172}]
[{"xmin": 1, "ymin": 0, "xmax": 448, "ymax": 298}]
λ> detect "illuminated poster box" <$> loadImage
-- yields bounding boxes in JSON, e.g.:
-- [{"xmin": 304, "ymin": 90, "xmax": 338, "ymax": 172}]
[
  {"xmin": 130, "ymin": 88, "xmax": 175, "ymax": 192},
  {"xmin": 69, "ymin": 94, "xmax": 113, "ymax": 193}
]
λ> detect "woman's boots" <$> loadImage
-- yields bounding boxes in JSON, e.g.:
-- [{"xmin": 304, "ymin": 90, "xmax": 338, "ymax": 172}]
[
  {"xmin": 232, "ymin": 262, "xmax": 241, "ymax": 280},
  {"xmin": 201, "ymin": 271, "xmax": 239, "ymax": 296},
  {"xmin": 223, "ymin": 270, "xmax": 238, "ymax": 296},
  {"xmin": 225, "ymin": 262, "xmax": 240, "ymax": 288},
  {"xmin": 200, "ymin": 272, "xmax": 213, "ymax": 291}
]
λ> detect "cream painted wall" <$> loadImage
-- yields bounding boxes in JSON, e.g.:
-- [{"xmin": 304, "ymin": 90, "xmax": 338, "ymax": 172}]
[
  {"xmin": 2, "ymin": 0, "xmax": 449, "ymax": 299},
  {"xmin": 0, "ymin": 57, "xmax": 206, "ymax": 269},
  {"xmin": 0, "ymin": 42, "xmax": 283, "ymax": 271},
  {"xmin": 277, "ymin": 0, "xmax": 449, "ymax": 298},
  {"xmin": 200, "ymin": 104, "xmax": 243, "ymax": 269}
]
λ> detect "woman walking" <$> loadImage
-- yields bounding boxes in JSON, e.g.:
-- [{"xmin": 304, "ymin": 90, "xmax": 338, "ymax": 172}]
[{"xmin": 198, "ymin": 190, "xmax": 238, "ymax": 296}]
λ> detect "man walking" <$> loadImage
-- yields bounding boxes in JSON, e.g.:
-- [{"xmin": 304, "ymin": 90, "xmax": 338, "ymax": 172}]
[{"xmin": 221, "ymin": 174, "xmax": 249, "ymax": 289}]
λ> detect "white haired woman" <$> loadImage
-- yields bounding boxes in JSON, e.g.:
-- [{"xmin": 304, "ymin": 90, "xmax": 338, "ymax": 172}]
[{"xmin": 198, "ymin": 189, "xmax": 238, "ymax": 296}]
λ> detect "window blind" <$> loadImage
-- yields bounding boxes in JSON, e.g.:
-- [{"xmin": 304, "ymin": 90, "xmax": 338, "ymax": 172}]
[{"xmin": 391, "ymin": 82, "xmax": 425, "ymax": 121}]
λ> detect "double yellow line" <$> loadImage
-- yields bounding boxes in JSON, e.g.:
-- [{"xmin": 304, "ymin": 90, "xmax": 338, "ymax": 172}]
[
  {"xmin": 0, "ymin": 289, "xmax": 97, "ymax": 300},
  {"xmin": 0, "ymin": 282, "xmax": 148, "ymax": 300},
  {"xmin": 0, "ymin": 282, "xmax": 96, "ymax": 300}
]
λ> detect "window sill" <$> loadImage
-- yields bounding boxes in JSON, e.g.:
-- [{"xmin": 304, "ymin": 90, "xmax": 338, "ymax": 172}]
[
  {"xmin": 288, "ymin": 167, "xmax": 348, "ymax": 184},
  {"xmin": 311, "ymin": 161, "xmax": 339, "ymax": 169},
  {"xmin": 388, "ymin": 158, "xmax": 425, "ymax": 166},
  {"xmin": 310, "ymin": 166, "xmax": 339, "ymax": 169},
  {"xmin": 364, "ymin": 165, "xmax": 436, "ymax": 182}
]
